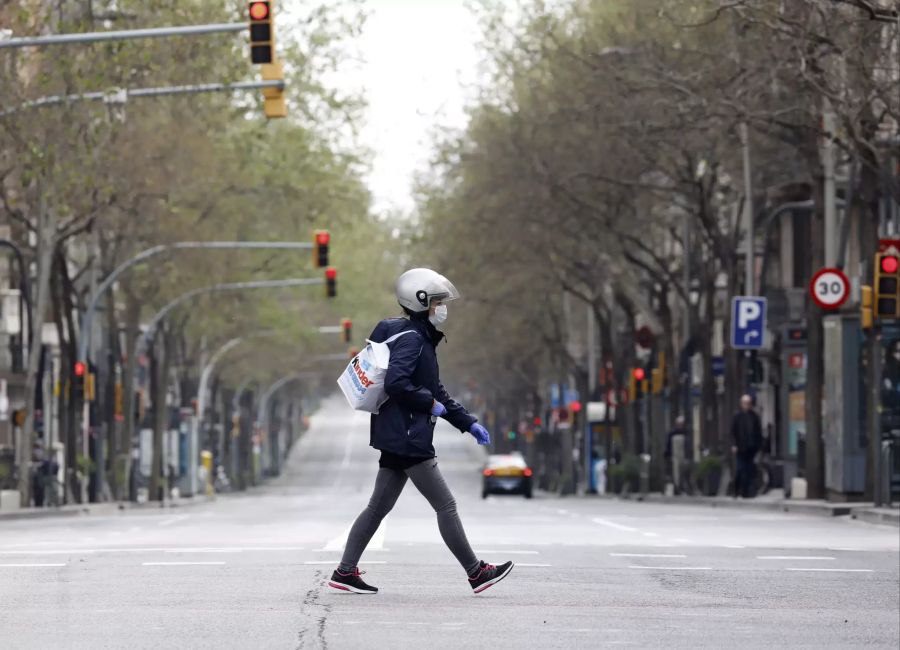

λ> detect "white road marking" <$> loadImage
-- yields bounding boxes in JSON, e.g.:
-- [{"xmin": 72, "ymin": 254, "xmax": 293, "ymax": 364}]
[
  {"xmin": 610, "ymin": 553, "xmax": 687, "ymax": 558},
  {"xmin": 0, "ymin": 546, "xmax": 306, "ymax": 556},
  {"xmin": 673, "ymin": 538, "xmax": 692, "ymax": 544},
  {"xmin": 517, "ymin": 563, "xmax": 552, "ymax": 567},
  {"xmin": 323, "ymin": 525, "xmax": 352, "ymax": 552},
  {"xmin": 141, "ymin": 562, "xmax": 225, "ymax": 566},
  {"xmin": 757, "ymin": 556, "xmax": 835, "ymax": 561},
  {"xmin": 158, "ymin": 514, "xmax": 190, "ymax": 527},
  {"xmin": 323, "ymin": 522, "xmax": 386, "ymax": 552},
  {"xmin": 628, "ymin": 565, "xmax": 712, "ymax": 571},
  {"xmin": 591, "ymin": 517, "xmax": 639, "ymax": 532},
  {"xmin": 642, "ymin": 532, "xmax": 660, "ymax": 538},
  {"xmin": 557, "ymin": 509, "xmax": 570, "ymax": 515},
  {"xmin": 164, "ymin": 548, "xmax": 242, "ymax": 554},
  {"xmin": 785, "ymin": 568, "xmax": 874, "ymax": 573},
  {"xmin": 303, "ymin": 560, "xmax": 387, "ymax": 566},
  {"xmin": 723, "ymin": 545, "xmax": 745, "ymax": 549},
  {"xmin": 0, "ymin": 563, "xmax": 66, "ymax": 567},
  {"xmin": 475, "ymin": 550, "xmax": 539, "ymax": 555}
]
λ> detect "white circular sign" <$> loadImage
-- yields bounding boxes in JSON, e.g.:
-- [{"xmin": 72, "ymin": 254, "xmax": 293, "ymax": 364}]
[{"xmin": 810, "ymin": 268, "xmax": 850, "ymax": 309}]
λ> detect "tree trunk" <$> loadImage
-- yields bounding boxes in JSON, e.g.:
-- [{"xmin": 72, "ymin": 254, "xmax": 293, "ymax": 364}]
[
  {"xmin": 20, "ymin": 195, "xmax": 55, "ymax": 507},
  {"xmin": 49, "ymin": 250, "xmax": 71, "ymax": 503},
  {"xmin": 804, "ymin": 177, "xmax": 826, "ymax": 499}
]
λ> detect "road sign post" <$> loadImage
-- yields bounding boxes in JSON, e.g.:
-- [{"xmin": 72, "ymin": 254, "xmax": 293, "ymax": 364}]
[{"xmin": 731, "ymin": 297, "xmax": 767, "ymax": 350}]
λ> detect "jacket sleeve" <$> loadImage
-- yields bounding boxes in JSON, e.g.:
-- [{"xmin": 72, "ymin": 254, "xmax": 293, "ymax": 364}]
[
  {"xmin": 436, "ymin": 381, "xmax": 477, "ymax": 433},
  {"xmin": 383, "ymin": 333, "xmax": 434, "ymax": 412}
]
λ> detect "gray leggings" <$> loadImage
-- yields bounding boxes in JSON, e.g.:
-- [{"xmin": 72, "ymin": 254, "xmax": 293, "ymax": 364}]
[{"xmin": 339, "ymin": 459, "xmax": 480, "ymax": 576}]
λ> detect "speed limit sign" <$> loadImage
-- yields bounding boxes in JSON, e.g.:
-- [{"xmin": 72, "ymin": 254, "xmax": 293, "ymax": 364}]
[{"xmin": 810, "ymin": 267, "xmax": 850, "ymax": 310}]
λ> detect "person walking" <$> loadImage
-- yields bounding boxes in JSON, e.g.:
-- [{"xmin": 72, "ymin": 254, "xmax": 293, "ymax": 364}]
[
  {"xmin": 664, "ymin": 416, "xmax": 692, "ymax": 495},
  {"xmin": 730, "ymin": 394, "xmax": 762, "ymax": 499},
  {"xmin": 328, "ymin": 268, "xmax": 514, "ymax": 595}
]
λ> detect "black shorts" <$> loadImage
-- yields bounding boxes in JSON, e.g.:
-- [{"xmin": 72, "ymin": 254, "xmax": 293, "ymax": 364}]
[{"xmin": 378, "ymin": 450, "xmax": 434, "ymax": 471}]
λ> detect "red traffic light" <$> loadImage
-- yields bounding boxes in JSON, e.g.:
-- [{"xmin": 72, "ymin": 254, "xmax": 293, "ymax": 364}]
[
  {"xmin": 568, "ymin": 400, "xmax": 582, "ymax": 413},
  {"xmin": 325, "ymin": 267, "xmax": 337, "ymax": 280},
  {"xmin": 881, "ymin": 255, "xmax": 899, "ymax": 274},
  {"xmin": 316, "ymin": 230, "xmax": 331, "ymax": 246},
  {"xmin": 249, "ymin": 1, "xmax": 269, "ymax": 20},
  {"xmin": 632, "ymin": 368, "xmax": 645, "ymax": 381},
  {"xmin": 74, "ymin": 361, "xmax": 86, "ymax": 377},
  {"xmin": 533, "ymin": 416, "xmax": 542, "ymax": 427}
]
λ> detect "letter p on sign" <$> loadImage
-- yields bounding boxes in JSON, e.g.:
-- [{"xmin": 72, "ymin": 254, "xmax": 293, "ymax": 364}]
[{"xmin": 738, "ymin": 301, "xmax": 761, "ymax": 329}]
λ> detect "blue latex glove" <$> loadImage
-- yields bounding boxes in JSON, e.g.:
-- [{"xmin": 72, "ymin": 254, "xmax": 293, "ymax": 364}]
[
  {"xmin": 431, "ymin": 401, "xmax": 447, "ymax": 418},
  {"xmin": 469, "ymin": 423, "xmax": 491, "ymax": 446}
]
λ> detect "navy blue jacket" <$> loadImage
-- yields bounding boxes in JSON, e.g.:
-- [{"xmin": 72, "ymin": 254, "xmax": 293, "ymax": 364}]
[{"xmin": 369, "ymin": 316, "xmax": 477, "ymax": 457}]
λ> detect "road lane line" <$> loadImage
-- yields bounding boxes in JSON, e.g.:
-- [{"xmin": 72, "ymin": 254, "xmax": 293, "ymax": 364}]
[
  {"xmin": 0, "ymin": 550, "xmax": 96, "ymax": 555},
  {"xmin": 0, "ymin": 563, "xmax": 66, "ymax": 567},
  {"xmin": 164, "ymin": 548, "xmax": 242, "ymax": 554},
  {"xmin": 642, "ymin": 532, "xmax": 660, "ymax": 538},
  {"xmin": 723, "ymin": 545, "xmax": 745, "ymax": 549},
  {"xmin": 628, "ymin": 565, "xmax": 711, "ymax": 570},
  {"xmin": 517, "ymin": 563, "xmax": 552, "ymax": 567},
  {"xmin": 757, "ymin": 556, "xmax": 835, "ymax": 561},
  {"xmin": 475, "ymin": 550, "xmax": 539, "ymax": 555},
  {"xmin": 158, "ymin": 514, "xmax": 190, "ymax": 527},
  {"xmin": 141, "ymin": 562, "xmax": 225, "ymax": 566},
  {"xmin": 673, "ymin": 538, "xmax": 692, "ymax": 544},
  {"xmin": 303, "ymin": 560, "xmax": 387, "ymax": 566},
  {"xmin": 591, "ymin": 517, "xmax": 639, "ymax": 532},
  {"xmin": 610, "ymin": 553, "xmax": 687, "ymax": 558},
  {"xmin": 784, "ymin": 568, "xmax": 874, "ymax": 573}
]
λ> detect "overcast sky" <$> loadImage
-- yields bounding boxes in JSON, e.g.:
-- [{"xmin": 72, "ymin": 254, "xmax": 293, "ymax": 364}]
[{"xmin": 325, "ymin": 0, "xmax": 484, "ymax": 215}]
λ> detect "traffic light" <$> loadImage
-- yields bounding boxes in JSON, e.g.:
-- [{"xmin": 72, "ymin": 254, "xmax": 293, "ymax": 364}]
[
  {"xmin": 314, "ymin": 230, "xmax": 330, "ymax": 268},
  {"xmin": 325, "ymin": 267, "xmax": 337, "ymax": 298},
  {"xmin": 262, "ymin": 61, "xmax": 286, "ymax": 119},
  {"xmin": 875, "ymin": 252, "xmax": 900, "ymax": 319},
  {"xmin": 651, "ymin": 368, "xmax": 663, "ymax": 394},
  {"xmin": 73, "ymin": 361, "xmax": 86, "ymax": 401},
  {"xmin": 629, "ymin": 367, "xmax": 645, "ymax": 402},
  {"xmin": 861, "ymin": 284, "xmax": 873, "ymax": 330},
  {"xmin": 85, "ymin": 371, "xmax": 96, "ymax": 402},
  {"xmin": 341, "ymin": 318, "xmax": 352, "ymax": 343},
  {"xmin": 248, "ymin": 1, "xmax": 274, "ymax": 64}
]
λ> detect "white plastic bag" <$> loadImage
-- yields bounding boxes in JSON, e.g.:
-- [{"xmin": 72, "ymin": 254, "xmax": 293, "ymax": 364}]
[{"xmin": 337, "ymin": 330, "xmax": 414, "ymax": 413}]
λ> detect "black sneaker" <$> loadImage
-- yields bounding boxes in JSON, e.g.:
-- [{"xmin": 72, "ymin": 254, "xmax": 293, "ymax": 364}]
[
  {"xmin": 328, "ymin": 567, "xmax": 378, "ymax": 594},
  {"xmin": 468, "ymin": 561, "xmax": 514, "ymax": 594}
]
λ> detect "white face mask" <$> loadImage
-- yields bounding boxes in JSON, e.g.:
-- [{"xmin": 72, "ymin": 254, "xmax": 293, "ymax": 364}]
[{"xmin": 429, "ymin": 304, "xmax": 448, "ymax": 326}]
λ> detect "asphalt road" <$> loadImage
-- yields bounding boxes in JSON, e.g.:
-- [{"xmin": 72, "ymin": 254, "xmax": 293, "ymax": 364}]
[{"xmin": 1, "ymin": 396, "xmax": 898, "ymax": 649}]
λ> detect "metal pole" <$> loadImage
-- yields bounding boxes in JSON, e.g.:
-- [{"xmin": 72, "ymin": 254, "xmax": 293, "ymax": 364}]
[
  {"xmin": 872, "ymin": 330, "xmax": 883, "ymax": 507},
  {"xmin": 2, "ymin": 81, "xmax": 285, "ymax": 116},
  {"xmin": 0, "ymin": 22, "xmax": 246, "ymax": 49},
  {"xmin": 740, "ymin": 122, "xmax": 755, "ymax": 295},
  {"xmin": 822, "ymin": 100, "xmax": 838, "ymax": 266},
  {"xmin": 586, "ymin": 304, "xmax": 596, "ymax": 492},
  {"xmin": 682, "ymin": 213, "xmax": 692, "ymax": 426},
  {"xmin": 78, "ymin": 241, "xmax": 314, "ymax": 364}
]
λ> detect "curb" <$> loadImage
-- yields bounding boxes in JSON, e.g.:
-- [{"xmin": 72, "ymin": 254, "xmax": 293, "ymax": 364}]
[
  {"xmin": 613, "ymin": 493, "xmax": 862, "ymax": 518},
  {"xmin": 851, "ymin": 508, "xmax": 900, "ymax": 527},
  {"xmin": 0, "ymin": 496, "xmax": 210, "ymax": 522}
]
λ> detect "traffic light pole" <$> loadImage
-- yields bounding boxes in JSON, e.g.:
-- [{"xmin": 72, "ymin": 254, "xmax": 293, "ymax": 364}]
[
  {"xmin": 1, "ymin": 81, "xmax": 285, "ymax": 116},
  {"xmin": 0, "ymin": 22, "xmax": 247, "ymax": 49},
  {"xmin": 77, "ymin": 241, "xmax": 313, "ymax": 365}
]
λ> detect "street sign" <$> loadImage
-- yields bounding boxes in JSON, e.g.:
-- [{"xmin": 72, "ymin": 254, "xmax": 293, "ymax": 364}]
[
  {"xmin": 810, "ymin": 267, "xmax": 850, "ymax": 310},
  {"xmin": 731, "ymin": 296, "xmax": 767, "ymax": 350}
]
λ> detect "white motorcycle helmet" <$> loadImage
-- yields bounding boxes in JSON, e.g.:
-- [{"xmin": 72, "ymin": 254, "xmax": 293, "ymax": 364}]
[{"xmin": 395, "ymin": 268, "xmax": 460, "ymax": 313}]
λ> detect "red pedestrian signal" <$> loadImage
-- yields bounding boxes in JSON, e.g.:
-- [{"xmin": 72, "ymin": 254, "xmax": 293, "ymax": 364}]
[
  {"xmin": 341, "ymin": 318, "xmax": 352, "ymax": 343},
  {"xmin": 74, "ymin": 361, "xmax": 86, "ymax": 377},
  {"xmin": 325, "ymin": 267, "xmax": 337, "ymax": 298},
  {"xmin": 314, "ymin": 230, "xmax": 330, "ymax": 268},
  {"xmin": 632, "ymin": 368, "xmax": 645, "ymax": 381},
  {"xmin": 248, "ymin": 1, "xmax": 274, "ymax": 64}
]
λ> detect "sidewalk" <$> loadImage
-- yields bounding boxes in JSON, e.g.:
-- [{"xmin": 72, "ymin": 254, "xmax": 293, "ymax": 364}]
[
  {"xmin": 609, "ymin": 489, "xmax": 900, "ymax": 526},
  {"xmin": 0, "ymin": 495, "xmax": 210, "ymax": 522}
]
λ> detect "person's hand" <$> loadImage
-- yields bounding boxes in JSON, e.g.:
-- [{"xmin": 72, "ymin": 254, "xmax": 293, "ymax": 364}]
[
  {"xmin": 469, "ymin": 423, "xmax": 491, "ymax": 446},
  {"xmin": 431, "ymin": 401, "xmax": 447, "ymax": 417}
]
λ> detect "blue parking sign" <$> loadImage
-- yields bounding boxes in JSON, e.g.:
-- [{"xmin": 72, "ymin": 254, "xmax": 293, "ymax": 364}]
[{"xmin": 731, "ymin": 297, "xmax": 766, "ymax": 350}]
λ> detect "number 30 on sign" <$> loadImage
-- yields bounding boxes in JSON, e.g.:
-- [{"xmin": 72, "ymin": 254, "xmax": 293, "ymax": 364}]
[{"xmin": 810, "ymin": 267, "xmax": 850, "ymax": 310}]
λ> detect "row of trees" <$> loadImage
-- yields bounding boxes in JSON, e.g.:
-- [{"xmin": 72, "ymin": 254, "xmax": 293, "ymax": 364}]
[
  {"xmin": 417, "ymin": 0, "xmax": 899, "ymax": 496},
  {"xmin": 1, "ymin": 0, "xmax": 402, "ymax": 504}
]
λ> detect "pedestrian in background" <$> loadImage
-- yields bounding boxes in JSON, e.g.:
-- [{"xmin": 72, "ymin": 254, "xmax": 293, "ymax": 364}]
[
  {"xmin": 329, "ymin": 268, "xmax": 513, "ymax": 595},
  {"xmin": 730, "ymin": 394, "xmax": 762, "ymax": 499},
  {"xmin": 664, "ymin": 416, "xmax": 692, "ymax": 495}
]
